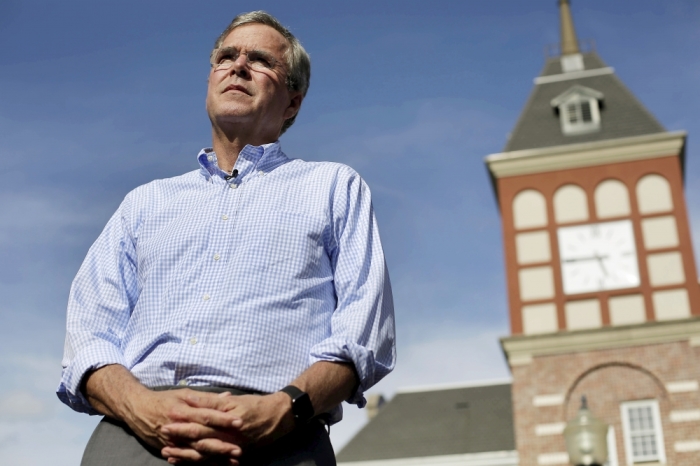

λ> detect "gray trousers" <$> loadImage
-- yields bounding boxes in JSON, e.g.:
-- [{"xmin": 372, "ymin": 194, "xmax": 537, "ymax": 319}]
[{"xmin": 80, "ymin": 387, "xmax": 336, "ymax": 466}]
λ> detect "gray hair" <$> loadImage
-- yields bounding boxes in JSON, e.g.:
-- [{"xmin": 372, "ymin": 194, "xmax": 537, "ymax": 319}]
[{"xmin": 212, "ymin": 11, "xmax": 311, "ymax": 134}]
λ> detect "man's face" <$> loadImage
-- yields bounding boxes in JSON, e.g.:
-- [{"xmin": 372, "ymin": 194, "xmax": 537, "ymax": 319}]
[{"xmin": 206, "ymin": 23, "xmax": 301, "ymax": 139}]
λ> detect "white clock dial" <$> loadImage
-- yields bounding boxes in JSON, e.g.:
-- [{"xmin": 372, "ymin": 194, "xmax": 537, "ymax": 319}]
[{"xmin": 557, "ymin": 220, "xmax": 640, "ymax": 295}]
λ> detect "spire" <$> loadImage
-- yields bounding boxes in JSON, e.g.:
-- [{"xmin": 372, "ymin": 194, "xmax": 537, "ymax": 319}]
[{"xmin": 558, "ymin": 0, "xmax": 580, "ymax": 55}]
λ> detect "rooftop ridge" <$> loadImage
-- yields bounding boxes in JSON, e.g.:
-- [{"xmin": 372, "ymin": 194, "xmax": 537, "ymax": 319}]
[{"xmin": 396, "ymin": 378, "xmax": 512, "ymax": 394}]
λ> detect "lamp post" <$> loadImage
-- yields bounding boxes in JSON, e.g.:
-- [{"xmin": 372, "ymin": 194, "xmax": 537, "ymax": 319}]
[{"xmin": 563, "ymin": 396, "xmax": 609, "ymax": 466}]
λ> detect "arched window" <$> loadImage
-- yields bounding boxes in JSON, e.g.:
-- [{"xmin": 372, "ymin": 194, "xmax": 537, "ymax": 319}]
[
  {"xmin": 636, "ymin": 174, "xmax": 673, "ymax": 215},
  {"xmin": 554, "ymin": 184, "xmax": 588, "ymax": 224},
  {"xmin": 513, "ymin": 189, "xmax": 548, "ymax": 230},
  {"xmin": 595, "ymin": 179, "xmax": 630, "ymax": 219}
]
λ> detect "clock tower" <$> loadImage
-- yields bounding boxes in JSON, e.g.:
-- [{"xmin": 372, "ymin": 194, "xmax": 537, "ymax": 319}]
[{"xmin": 486, "ymin": 2, "xmax": 700, "ymax": 466}]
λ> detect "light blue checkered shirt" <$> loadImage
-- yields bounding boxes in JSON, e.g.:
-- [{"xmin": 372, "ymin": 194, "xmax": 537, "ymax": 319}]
[{"xmin": 57, "ymin": 142, "xmax": 395, "ymax": 422}]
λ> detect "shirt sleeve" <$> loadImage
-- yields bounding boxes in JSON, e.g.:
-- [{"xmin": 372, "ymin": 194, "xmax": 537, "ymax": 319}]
[
  {"xmin": 308, "ymin": 167, "xmax": 396, "ymax": 407},
  {"xmin": 56, "ymin": 196, "xmax": 139, "ymax": 414}
]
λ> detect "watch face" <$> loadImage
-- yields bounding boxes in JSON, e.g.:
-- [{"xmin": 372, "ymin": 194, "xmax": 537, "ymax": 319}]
[{"xmin": 558, "ymin": 219, "xmax": 640, "ymax": 295}]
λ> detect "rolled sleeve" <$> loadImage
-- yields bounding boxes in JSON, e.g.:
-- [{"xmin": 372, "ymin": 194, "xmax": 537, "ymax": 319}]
[
  {"xmin": 309, "ymin": 168, "xmax": 396, "ymax": 407},
  {"xmin": 56, "ymin": 197, "xmax": 138, "ymax": 414}
]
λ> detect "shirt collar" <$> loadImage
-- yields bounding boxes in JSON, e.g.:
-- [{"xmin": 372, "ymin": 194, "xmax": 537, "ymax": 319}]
[{"xmin": 197, "ymin": 141, "xmax": 288, "ymax": 181}]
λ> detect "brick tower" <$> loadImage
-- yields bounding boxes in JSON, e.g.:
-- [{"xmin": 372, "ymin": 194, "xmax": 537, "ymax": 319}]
[{"xmin": 485, "ymin": 2, "xmax": 700, "ymax": 466}]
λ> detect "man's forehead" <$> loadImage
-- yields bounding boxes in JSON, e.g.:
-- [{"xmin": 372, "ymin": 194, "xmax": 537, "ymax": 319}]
[{"xmin": 220, "ymin": 23, "xmax": 288, "ymax": 53}]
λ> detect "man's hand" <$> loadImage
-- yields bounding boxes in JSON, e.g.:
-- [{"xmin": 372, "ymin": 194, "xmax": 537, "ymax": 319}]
[
  {"xmin": 83, "ymin": 365, "xmax": 244, "ymax": 464},
  {"xmin": 160, "ymin": 391, "xmax": 295, "ymax": 463}
]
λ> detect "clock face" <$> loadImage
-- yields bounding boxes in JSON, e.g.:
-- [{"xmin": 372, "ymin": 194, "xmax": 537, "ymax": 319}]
[{"xmin": 557, "ymin": 220, "xmax": 640, "ymax": 295}]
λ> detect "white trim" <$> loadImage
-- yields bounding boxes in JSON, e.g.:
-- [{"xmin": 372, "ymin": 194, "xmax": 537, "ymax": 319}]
[
  {"xmin": 620, "ymin": 400, "xmax": 667, "ymax": 464},
  {"xmin": 535, "ymin": 423, "xmax": 566, "ymax": 436},
  {"xmin": 533, "ymin": 394, "xmax": 565, "ymax": 407},
  {"xmin": 670, "ymin": 410, "xmax": 700, "ymax": 422},
  {"xmin": 534, "ymin": 67, "xmax": 615, "ymax": 85},
  {"xmin": 536, "ymin": 452, "xmax": 569, "ymax": 465},
  {"xmin": 606, "ymin": 426, "xmax": 619, "ymax": 466},
  {"xmin": 666, "ymin": 380, "xmax": 699, "ymax": 393},
  {"xmin": 485, "ymin": 131, "xmax": 685, "ymax": 179},
  {"xmin": 337, "ymin": 450, "xmax": 519, "ymax": 466},
  {"xmin": 509, "ymin": 354, "xmax": 533, "ymax": 366},
  {"xmin": 674, "ymin": 440, "xmax": 700, "ymax": 452},
  {"xmin": 501, "ymin": 317, "xmax": 700, "ymax": 362},
  {"xmin": 396, "ymin": 378, "xmax": 512, "ymax": 394},
  {"xmin": 689, "ymin": 336, "xmax": 700, "ymax": 346}
]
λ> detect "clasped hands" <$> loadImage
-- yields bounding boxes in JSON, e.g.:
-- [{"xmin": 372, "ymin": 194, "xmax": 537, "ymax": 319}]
[{"xmin": 124, "ymin": 389, "xmax": 295, "ymax": 465}]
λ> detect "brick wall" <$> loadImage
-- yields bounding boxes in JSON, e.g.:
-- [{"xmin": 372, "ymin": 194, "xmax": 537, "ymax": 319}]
[{"xmin": 511, "ymin": 340, "xmax": 700, "ymax": 466}]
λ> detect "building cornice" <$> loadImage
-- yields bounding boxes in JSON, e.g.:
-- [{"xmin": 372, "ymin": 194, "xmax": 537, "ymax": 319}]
[
  {"xmin": 485, "ymin": 131, "xmax": 686, "ymax": 179},
  {"xmin": 500, "ymin": 317, "xmax": 700, "ymax": 366}
]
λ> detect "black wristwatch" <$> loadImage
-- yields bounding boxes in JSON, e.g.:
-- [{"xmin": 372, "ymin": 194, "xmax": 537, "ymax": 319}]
[{"xmin": 279, "ymin": 385, "xmax": 315, "ymax": 426}]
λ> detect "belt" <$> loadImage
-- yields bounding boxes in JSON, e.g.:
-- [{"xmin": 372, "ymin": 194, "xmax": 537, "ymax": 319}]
[{"xmin": 151, "ymin": 385, "xmax": 263, "ymax": 395}]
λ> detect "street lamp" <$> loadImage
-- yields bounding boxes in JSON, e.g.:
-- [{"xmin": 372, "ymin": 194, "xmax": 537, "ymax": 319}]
[{"xmin": 563, "ymin": 396, "xmax": 609, "ymax": 466}]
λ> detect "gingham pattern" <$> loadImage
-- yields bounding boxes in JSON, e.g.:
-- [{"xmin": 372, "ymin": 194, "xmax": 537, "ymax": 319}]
[{"xmin": 57, "ymin": 142, "xmax": 396, "ymax": 422}]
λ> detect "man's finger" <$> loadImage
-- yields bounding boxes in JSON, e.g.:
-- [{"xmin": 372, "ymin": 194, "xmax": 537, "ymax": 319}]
[
  {"xmin": 167, "ymin": 405, "xmax": 241, "ymax": 428},
  {"xmin": 183, "ymin": 392, "xmax": 237, "ymax": 411},
  {"xmin": 161, "ymin": 439, "xmax": 242, "ymax": 461}
]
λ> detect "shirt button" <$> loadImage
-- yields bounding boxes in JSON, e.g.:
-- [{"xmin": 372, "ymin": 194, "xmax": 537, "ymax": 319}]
[
  {"xmin": 229, "ymin": 184, "xmax": 238, "ymax": 189},
  {"xmin": 178, "ymin": 379, "xmax": 188, "ymax": 386},
  {"xmin": 207, "ymin": 155, "xmax": 214, "ymax": 161},
  {"xmin": 189, "ymin": 337, "xmax": 197, "ymax": 345},
  {"xmin": 222, "ymin": 214, "xmax": 229, "ymax": 220},
  {"xmin": 259, "ymin": 171, "xmax": 265, "ymax": 176},
  {"xmin": 203, "ymin": 294, "xmax": 210, "ymax": 301},
  {"xmin": 213, "ymin": 254, "xmax": 220, "ymax": 261}
]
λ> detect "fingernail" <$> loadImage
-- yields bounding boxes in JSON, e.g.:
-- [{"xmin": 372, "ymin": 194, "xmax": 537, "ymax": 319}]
[
  {"xmin": 161, "ymin": 427, "xmax": 170, "ymax": 434},
  {"xmin": 232, "ymin": 419, "xmax": 242, "ymax": 427}
]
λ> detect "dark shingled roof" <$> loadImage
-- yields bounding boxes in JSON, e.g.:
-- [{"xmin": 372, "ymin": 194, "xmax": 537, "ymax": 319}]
[
  {"xmin": 504, "ymin": 52, "xmax": 665, "ymax": 152},
  {"xmin": 336, "ymin": 383, "xmax": 515, "ymax": 462}
]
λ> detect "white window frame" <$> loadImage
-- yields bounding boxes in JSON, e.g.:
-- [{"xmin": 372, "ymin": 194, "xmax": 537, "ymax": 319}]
[
  {"xmin": 620, "ymin": 400, "xmax": 666, "ymax": 464},
  {"xmin": 605, "ymin": 426, "xmax": 619, "ymax": 466},
  {"xmin": 558, "ymin": 94, "xmax": 601, "ymax": 135}
]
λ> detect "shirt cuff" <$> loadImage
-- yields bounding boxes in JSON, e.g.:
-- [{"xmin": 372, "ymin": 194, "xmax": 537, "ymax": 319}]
[
  {"xmin": 309, "ymin": 339, "xmax": 392, "ymax": 408},
  {"xmin": 56, "ymin": 342, "xmax": 128, "ymax": 414}
]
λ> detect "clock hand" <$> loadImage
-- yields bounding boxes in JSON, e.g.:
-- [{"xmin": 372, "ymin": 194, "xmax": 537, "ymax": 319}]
[
  {"xmin": 594, "ymin": 254, "xmax": 608, "ymax": 276},
  {"xmin": 563, "ymin": 255, "xmax": 610, "ymax": 263}
]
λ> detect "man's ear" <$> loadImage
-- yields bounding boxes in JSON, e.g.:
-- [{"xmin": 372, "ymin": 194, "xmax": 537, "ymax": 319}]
[{"xmin": 283, "ymin": 92, "xmax": 303, "ymax": 120}]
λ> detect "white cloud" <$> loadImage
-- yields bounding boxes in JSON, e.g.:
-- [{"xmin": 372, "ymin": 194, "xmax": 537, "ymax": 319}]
[{"xmin": 0, "ymin": 391, "xmax": 48, "ymax": 420}]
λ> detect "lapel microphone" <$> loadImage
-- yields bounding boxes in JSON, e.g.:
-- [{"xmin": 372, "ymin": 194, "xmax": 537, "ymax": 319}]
[{"xmin": 224, "ymin": 169, "xmax": 239, "ymax": 181}]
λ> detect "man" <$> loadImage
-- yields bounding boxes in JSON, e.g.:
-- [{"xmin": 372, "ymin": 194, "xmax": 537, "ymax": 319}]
[{"xmin": 57, "ymin": 11, "xmax": 395, "ymax": 466}]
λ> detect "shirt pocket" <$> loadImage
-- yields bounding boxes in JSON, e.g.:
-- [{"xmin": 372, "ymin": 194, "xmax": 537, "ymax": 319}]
[{"xmin": 231, "ymin": 210, "xmax": 328, "ymax": 280}]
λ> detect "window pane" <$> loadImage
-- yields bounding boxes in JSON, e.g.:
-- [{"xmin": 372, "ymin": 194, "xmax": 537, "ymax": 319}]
[
  {"xmin": 581, "ymin": 101, "xmax": 592, "ymax": 122},
  {"xmin": 632, "ymin": 434, "xmax": 657, "ymax": 458},
  {"xmin": 567, "ymin": 103, "xmax": 578, "ymax": 123}
]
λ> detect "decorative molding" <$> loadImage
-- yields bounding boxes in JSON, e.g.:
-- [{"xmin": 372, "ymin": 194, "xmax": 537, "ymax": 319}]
[
  {"xmin": 674, "ymin": 441, "xmax": 700, "ymax": 453},
  {"xmin": 536, "ymin": 452, "xmax": 569, "ymax": 465},
  {"xmin": 501, "ymin": 318, "xmax": 700, "ymax": 361},
  {"xmin": 485, "ymin": 131, "xmax": 686, "ymax": 179},
  {"xmin": 666, "ymin": 380, "xmax": 699, "ymax": 393},
  {"xmin": 534, "ymin": 67, "xmax": 614, "ymax": 85},
  {"xmin": 670, "ymin": 410, "xmax": 700, "ymax": 423},
  {"xmin": 535, "ymin": 423, "xmax": 566, "ymax": 436},
  {"xmin": 533, "ymin": 394, "xmax": 565, "ymax": 407},
  {"xmin": 509, "ymin": 354, "xmax": 533, "ymax": 366},
  {"xmin": 337, "ymin": 450, "xmax": 519, "ymax": 466}
]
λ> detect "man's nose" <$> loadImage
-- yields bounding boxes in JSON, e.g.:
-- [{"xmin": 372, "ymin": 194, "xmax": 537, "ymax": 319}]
[{"xmin": 230, "ymin": 54, "xmax": 250, "ymax": 77}]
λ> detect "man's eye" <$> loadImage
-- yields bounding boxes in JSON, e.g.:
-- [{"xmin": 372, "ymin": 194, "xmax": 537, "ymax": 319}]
[{"xmin": 248, "ymin": 53, "xmax": 272, "ymax": 68}]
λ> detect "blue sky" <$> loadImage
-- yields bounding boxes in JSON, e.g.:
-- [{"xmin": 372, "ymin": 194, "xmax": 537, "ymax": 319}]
[{"xmin": 1, "ymin": 0, "xmax": 700, "ymax": 463}]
